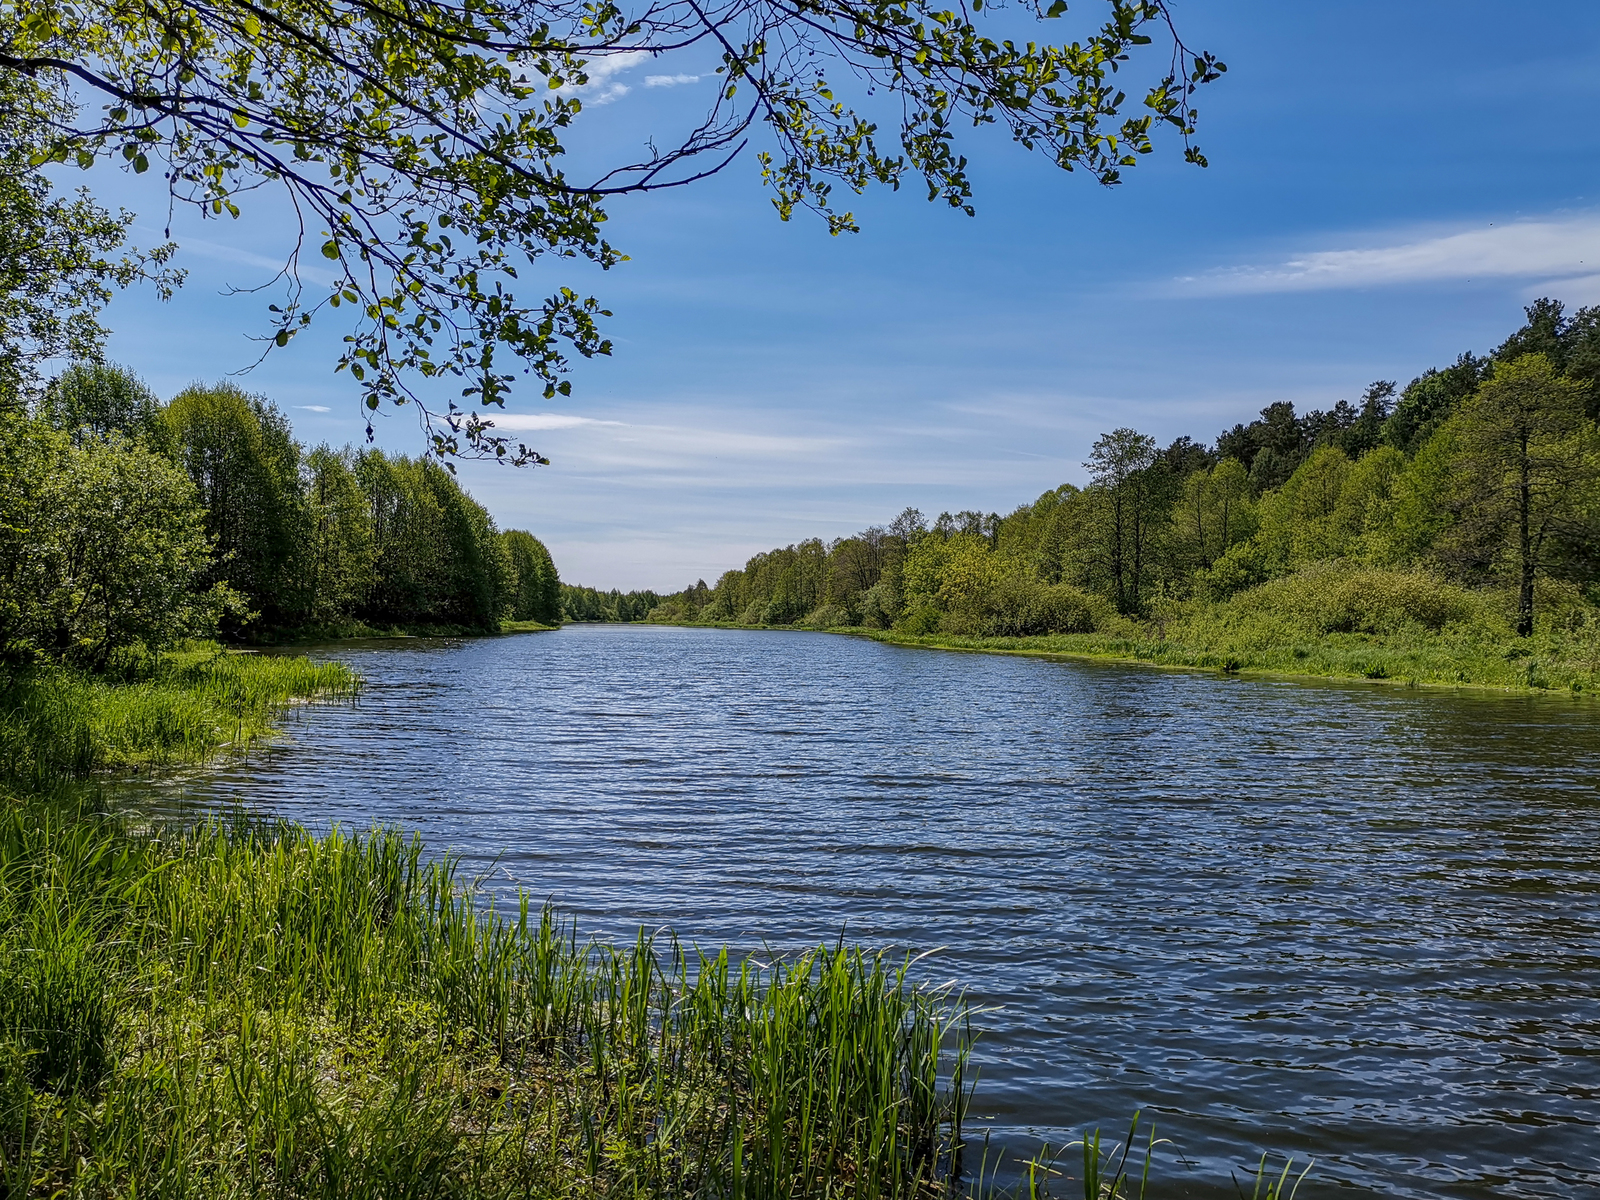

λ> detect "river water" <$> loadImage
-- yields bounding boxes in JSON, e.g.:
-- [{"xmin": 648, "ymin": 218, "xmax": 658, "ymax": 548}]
[{"xmin": 114, "ymin": 625, "xmax": 1600, "ymax": 1197}]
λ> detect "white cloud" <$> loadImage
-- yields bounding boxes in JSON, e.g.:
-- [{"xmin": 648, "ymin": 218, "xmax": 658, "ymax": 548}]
[
  {"xmin": 560, "ymin": 50, "xmax": 651, "ymax": 105},
  {"xmin": 148, "ymin": 230, "xmax": 341, "ymax": 288},
  {"xmin": 645, "ymin": 74, "xmax": 701, "ymax": 87},
  {"xmin": 486, "ymin": 412, "xmax": 625, "ymax": 431},
  {"xmin": 1175, "ymin": 213, "xmax": 1600, "ymax": 295},
  {"xmin": 480, "ymin": 410, "xmax": 847, "ymax": 470},
  {"xmin": 294, "ymin": 404, "xmax": 331, "ymax": 413}
]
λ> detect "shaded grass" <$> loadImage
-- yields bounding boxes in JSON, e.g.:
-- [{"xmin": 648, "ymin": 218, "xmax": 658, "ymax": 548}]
[
  {"xmin": 0, "ymin": 801, "xmax": 973, "ymax": 1199},
  {"xmin": 0, "ymin": 646, "xmax": 358, "ymax": 784}
]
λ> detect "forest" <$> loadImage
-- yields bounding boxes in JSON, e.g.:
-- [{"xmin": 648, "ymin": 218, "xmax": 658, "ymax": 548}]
[
  {"xmin": 0, "ymin": 365, "xmax": 563, "ymax": 671},
  {"xmin": 645, "ymin": 301, "xmax": 1600, "ymax": 688}
]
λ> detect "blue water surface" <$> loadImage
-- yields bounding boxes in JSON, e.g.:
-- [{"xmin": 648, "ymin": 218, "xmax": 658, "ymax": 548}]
[{"xmin": 118, "ymin": 625, "xmax": 1600, "ymax": 1198}]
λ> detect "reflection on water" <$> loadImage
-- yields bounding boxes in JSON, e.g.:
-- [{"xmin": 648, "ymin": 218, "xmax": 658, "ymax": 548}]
[{"xmin": 111, "ymin": 625, "xmax": 1600, "ymax": 1198}]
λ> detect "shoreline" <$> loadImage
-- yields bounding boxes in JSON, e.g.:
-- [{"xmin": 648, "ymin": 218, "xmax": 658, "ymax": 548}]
[{"xmin": 634, "ymin": 618, "xmax": 1599, "ymax": 698}]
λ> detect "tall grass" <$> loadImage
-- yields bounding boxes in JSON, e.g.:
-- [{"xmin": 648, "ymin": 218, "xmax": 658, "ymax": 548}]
[
  {"xmin": 0, "ymin": 804, "xmax": 972, "ymax": 1198},
  {"xmin": 0, "ymin": 645, "xmax": 358, "ymax": 783}
]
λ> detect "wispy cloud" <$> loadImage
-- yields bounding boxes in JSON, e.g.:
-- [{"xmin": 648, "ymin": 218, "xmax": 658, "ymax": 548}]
[
  {"xmin": 1174, "ymin": 213, "xmax": 1600, "ymax": 295},
  {"xmin": 560, "ymin": 50, "xmax": 652, "ymax": 105},
  {"xmin": 483, "ymin": 410, "xmax": 846, "ymax": 466},
  {"xmin": 294, "ymin": 404, "xmax": 331, "ymax": 413},
  {"xmin": 148, "ymin": 230, "xmax": 341, "ymax": 288},
  {"xmin": 645, "ymin": 73, "xmax": 700, "ymax": 87},
  {"xmin": 486, "ymin": 412, "xmax": 625, "ymax": 431}
]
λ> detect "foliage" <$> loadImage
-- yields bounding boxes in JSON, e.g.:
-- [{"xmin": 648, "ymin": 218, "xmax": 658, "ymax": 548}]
[
  {"xmin": 2, "ymin": 0, "xmax": 1220, "ymax": 456},
  {"xmin": 563, "ymin": 584, "xmax": 662, "ymax": 623},
  {"xmin": 1435, "ymin": 354, "xmax": 1598, "ymax": 635},
  {"xmin": 33, "ymin": 362, "xmax": 163, "ymax": 444},
  {"xmin": 0, "ymin": 801, "xmax": 973, "ymax": 1198},
  {"xmin": 10, "ymin": 365, "xmax": 561, "ymax": 658},
  {"xmin": 0, "ymin": 420, "xmax": 219, "ymax": 669},
  {"xmin": 0, "ymin": 75, "xmax": 177, "ymax": 401},
  {"xmin": 657, "ymin": 300, "xmax": 1600, "ymax": 677},
  {"xmin": 0, "ymin": 645, "xmax": 357, "ymax": 784},
  {"xmin": 163, "ymin": 383, "xmax": 306, "ymax": 630},
  {"xmin": 502, "ymin": 531, "xmax": 562, "ymax": 625}
]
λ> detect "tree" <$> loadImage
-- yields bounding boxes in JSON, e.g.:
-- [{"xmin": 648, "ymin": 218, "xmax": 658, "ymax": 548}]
[
  {"xmin": 163, "ymin": 383, "xmax": 307, "ymax": 630},
  {"xmin": 1446, "ymin": 354, "xmax": 1598, "ymax": 636},
  {"xmin": 300, "ymin": 446, "xmax": 377, "ymax": 624},
  {"xmin": 1082, "ymin": 427, "xmax": 1164, "ymax": 612},
  {"xmin": 503, "ymin": 530, "xmax": 562, "ymax": 625},
  {"xmin": 1382, "ymin": 353, "xmax": 1490, "ymax": 455},
  {"xmin": 0, "ymin": 76, "xmax": 177, "ymax": 402},
  {"xmin": 1168, "ymin": 456, "xmax": 1254, "ymax": 576},
  {"xmin": 2, "ymin": 0, "xmax": 1221, "ymax": 457},
  {"xmin": 35, "ymin": 361, "xmax": 163, "ymax": 443},
  {"xmin": 0, "ymin": 420, "xmax": 215, "ymax": 667}
]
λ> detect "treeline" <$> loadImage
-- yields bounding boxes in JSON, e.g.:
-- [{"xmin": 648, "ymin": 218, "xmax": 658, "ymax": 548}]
[
  {"xmin": 1, "ymin": 366, "xmax": 562, "ymax": 669},
  {"xmin": 560, "ymin": 585, "xmax": 663, "ymax": 623},
  {"xmin": 652, "ymin": 299, "xmax": 1600, "ymax": 640}
]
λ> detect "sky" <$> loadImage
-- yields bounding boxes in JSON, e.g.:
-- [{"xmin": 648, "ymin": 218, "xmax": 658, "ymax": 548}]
[{"xmin": 86, "ymin": 0, "xmax": 1600, "ymax": 590}]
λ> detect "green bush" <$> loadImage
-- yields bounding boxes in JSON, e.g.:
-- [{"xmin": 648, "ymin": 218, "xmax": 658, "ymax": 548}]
[
  {"xmin": 985, "ymin": 578, "xmax": 1106, "ymax": 637},
  {"xmin": 1202, "ymin": 562, "xmax": 1492, "ymax": 637}
]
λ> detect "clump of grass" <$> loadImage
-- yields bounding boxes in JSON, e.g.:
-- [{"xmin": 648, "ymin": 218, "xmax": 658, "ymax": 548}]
[
  {"xmin": 0, "ymin": 645, "xmax": 358, "ymax": 784},
  {"xmin": 0, "ymin": 802, "xmax": 973, "ymax": 1198}
]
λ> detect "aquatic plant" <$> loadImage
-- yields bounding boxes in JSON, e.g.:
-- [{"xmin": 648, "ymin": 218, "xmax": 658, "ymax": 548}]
[
  {"xmin": 0, "ymin": 805, "xmax": 973, "ymax": 1198},
  {"xmin": 0, "ymin": 645, "xmax": 357, "ymax": 783}
]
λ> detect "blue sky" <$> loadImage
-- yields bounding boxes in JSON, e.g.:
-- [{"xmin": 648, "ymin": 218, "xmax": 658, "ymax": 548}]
[{"xmin": 91, "ymin": 0, "xmax": 1600, "ymax": 589}]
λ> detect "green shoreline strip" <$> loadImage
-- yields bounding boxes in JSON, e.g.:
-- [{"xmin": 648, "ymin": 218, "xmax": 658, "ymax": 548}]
[{"xmin": 644, "ymin": 619, "xmax": 1599, "ymax": 696}]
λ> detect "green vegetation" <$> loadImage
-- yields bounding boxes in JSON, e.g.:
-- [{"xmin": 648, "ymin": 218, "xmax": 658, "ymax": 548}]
[
  {"xmin": 2, "ymin": 0, "xmax": 1218, "ymax": 456},
  {"xmin": 560, "ymin": 585, "xmax": 665, "ymax": 624},
  {"xmin": 0, "ymin": 646, "xmax": 358, "ymax": 786},
  {"xmin": 650, "ymin": 301, "xmax": 1600, "ymax": 692},
  {"xmin": 2, "ymin": 366, "xmax": 564, "ymax": 657},
  {"xmin": 0, "ymin": 801, "xmax": 973, "ymax": 1199}
]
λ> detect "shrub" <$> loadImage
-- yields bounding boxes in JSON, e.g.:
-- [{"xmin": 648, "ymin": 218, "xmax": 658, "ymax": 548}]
[
  {"xmin": 1212, "ymin": 562, "xmax": 1491, "ymax": 636},
  {"xmin": 799, "ymin": 603, "xmax": 853, "ymax": 629},
  {"xmin": 984, "ymin": 578, "xmax": 1106, "ymax": 637}
]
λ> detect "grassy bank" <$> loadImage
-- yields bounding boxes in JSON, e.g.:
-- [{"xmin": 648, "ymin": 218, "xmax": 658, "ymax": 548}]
[
  {"xmin": 0, "ymin": 801, "xmax": 972, "ymax": 1199},
  {"xmin": 849, "ymin": 622, "xmax": 1600, "ymax": 693},
  {"xmin": 655, "ymin": 568, "xmax": 1600, "ymax": 694},
  {"xmin": 0, "ymin": 645, "xmax": 359, "ymax": 785}
]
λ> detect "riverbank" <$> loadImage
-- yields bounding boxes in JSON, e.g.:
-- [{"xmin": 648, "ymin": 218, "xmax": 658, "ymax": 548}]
[
  {"xmin": 645, "ymin": 615, "xmax": 1600, "ymax": 694},
  {"xmin": 0, "ymin": 647, "xmax": 977, "ymax": 1199},
  {"xmin": 848, "ymin": 625, "xmax": 1600, "ymax": 693},
  {"xmin": 0, "ymin": 645, "xmax": 360, "ymax": 785},
  {"xmin": 242, "ymin": 618, "xmax": 558, "ymax": 645}
]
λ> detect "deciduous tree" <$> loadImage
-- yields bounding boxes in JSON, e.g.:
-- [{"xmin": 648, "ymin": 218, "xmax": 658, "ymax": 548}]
[{"xmin": 2, "ymin": 0, "xmax": 1220, "ymax": 456}]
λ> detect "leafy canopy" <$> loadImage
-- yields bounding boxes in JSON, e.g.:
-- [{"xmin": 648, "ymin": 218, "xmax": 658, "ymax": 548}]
[{"xmin": 1, "ymin": 0, "xmax": 1221, "ymax": 458}]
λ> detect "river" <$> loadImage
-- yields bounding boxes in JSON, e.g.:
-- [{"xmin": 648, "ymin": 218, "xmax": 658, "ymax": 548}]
[{"xmin": 113, "ymin": 624, "xmax": 1600, "ymax": 1198}]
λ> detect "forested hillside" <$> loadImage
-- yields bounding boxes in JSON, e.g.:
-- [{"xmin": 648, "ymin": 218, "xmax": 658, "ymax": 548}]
[
  {"xmin": 649, "ymin": 301, "xmax": 1600, "ymax": 687},
  {"xmin": 1, "ymin": 366, "xmax": 562, "ymax": 668}
]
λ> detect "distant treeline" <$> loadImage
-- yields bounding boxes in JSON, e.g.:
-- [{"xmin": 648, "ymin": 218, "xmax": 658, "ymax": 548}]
[
  {"xmin": 560, "ymin": 585, "xmax": 663, "ymax": 623},
  {"xmin": 2, "ymin": 370, "xmax": 562, "ymax": 669},
  {"xmin": 651, "ymin": 300, "xmax": 1600, "ymax": 639}
]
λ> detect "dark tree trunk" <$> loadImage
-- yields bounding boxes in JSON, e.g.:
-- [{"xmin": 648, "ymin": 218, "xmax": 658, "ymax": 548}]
[{"xmin": 1517, "ymin": 431, "xmax": 1534, "ymax": 637}]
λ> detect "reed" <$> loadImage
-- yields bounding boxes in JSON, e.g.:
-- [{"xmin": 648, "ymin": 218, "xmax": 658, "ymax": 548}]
[
  {"xmin": 0, "ymin": 802, "xmax": 972, "ymax": 1198},
  {"xmin": 0, "ymin": 646, "xmax": 358, "ymax": 784}
]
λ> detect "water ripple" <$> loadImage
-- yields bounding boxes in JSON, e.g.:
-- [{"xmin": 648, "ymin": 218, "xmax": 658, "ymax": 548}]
[{"xmin": 114, "ymin": 625, "xmax": 1600, "ymax": 1199}]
